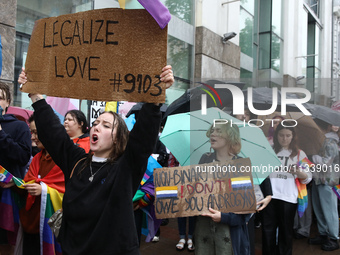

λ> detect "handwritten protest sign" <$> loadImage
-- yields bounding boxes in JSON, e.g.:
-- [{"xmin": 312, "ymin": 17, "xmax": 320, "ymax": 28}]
[
  {"xmin": 21, "ymin": 8, "xmax": 168, "ymax": 103},
  {"xmin": 154, "ymin": 158, "xmax": 256, "ymax": 219}
]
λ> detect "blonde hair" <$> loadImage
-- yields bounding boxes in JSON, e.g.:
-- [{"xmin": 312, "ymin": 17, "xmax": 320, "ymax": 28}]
[{"xmin": 206, "ymin": 122, "xmax": 241, "ymax": 155}]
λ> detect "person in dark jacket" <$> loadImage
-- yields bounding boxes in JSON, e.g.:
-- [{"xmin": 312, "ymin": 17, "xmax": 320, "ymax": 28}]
[
  {"xmin": 196, "ymin": 121, "xmax": 251, "ymax": 255},
  {"xmin": 19, "ymin": 66, "xmax": 173, "ymax": 255},
  {"xmin": 0, "ymin": 82, "xmax": 32, "ymax": 254}
]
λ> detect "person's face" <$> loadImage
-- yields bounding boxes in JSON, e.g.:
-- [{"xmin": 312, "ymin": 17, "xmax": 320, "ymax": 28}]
[
  {"xmin": 277, "ymin": 128, "xmax": 293, "ymax": 149},
  {"xmin": 29, "ymin": 121, "xmax": 45, "ymax": 150},
  {"xmin": 64, "ymin": 113, "xmax": 82, "ymax": 137},
  {"xmin": 0, "ymin": 90, "xmax": 10, "ymax": 115},
  {"xmin": 209, "ymin": 126, "xmax": 228, "ymax": 152},
  {"xmin": 332, "ymin": 126, "xmax": 339, "ymax": 133},
  {"xmin": 90, "ymin": 113, "xmax": 116, "ymax": 158}
]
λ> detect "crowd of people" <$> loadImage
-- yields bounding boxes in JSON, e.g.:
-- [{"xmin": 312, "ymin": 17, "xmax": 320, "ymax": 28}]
[{"xmin": 0, "ymin": 66, "xmax": 339, "ymax": 255}]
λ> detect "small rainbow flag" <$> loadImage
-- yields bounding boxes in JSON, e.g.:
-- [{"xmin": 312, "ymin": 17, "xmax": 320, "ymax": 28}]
[
  {"xmin": 0, "ymin": 166, "xmax": 13, "ymax": 184},
  {"xmin": 295, "ymin": 178, "xmax": 308, "ymax": 217},
  {"xmin": 297, "ymin": 157, "xmax": 314, "ymax": 170},
  {"xmin": 332, "ymin": 184, "xmax": 340, "ymax": 200},
  {"xmin": 231, "ymin": 177, "xmax": 252, "ymax": 190},
  {"xmin": 156, "ymin": 186, "xmax": 178, "ymax": 199}
]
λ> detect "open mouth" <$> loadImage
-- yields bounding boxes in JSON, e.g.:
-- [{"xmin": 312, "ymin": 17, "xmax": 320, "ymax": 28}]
[
  {"xmin": 210, "ymin": 138, "xmax": 217, "ymax": 142},
  {"xmin": 92, "ymin": 134, "xmax": 98, "ymax": 143}
]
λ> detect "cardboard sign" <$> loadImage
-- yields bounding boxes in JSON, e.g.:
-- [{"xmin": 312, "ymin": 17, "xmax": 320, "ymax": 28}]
[
  {"xmin": 22, "ymin": 8, "xmax": 168, "ymax": 103},
  {"xmin": 154, "ymin": 158, "xmax": 256, "ymax": 219}
]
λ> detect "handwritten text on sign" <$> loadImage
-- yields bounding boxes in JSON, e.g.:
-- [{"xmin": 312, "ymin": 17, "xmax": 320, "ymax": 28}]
[
  {"xmin": 22, "ymin": 8, "xmax": 167, "ymax": 103},
  {"xmin": 154, "ymin": 158, "xmax": 256, "ymax": 219}
]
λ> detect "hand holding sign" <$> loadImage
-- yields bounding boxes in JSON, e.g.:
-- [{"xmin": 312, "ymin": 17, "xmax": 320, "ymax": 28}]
[{"xmin": 201, "ymin": 208, "xmax": 222, "ymax": 223}]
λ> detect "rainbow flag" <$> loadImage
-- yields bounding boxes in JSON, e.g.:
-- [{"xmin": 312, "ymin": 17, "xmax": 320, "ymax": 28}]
[
  {"xmin": 295, "ymin": 178, "xmax": 308, "ymax": 217},
  {"xmin": 40, "ymin": 183, "xmax": 63, "ymax": 255},
  {"xmin": 231, "ymin": 177, "xmax": 252, "ymax": 190},
  {"xmin": 332, "ymin": 184, "xmax": 340, "ymax": 200},
  {"xmin": 297, "ymin": 157, "xmax": 314, "ymax": 170},
  {"xmin": 0, "ymin": 189, "xmax": 22, "ymax": 245},
  {"xmin": 0, "ymin": 166, "xmax": 13, "ymax": 184},
  {"xmin": 155, "ymin": 186, "xmax": 178, "ymax": 199}
]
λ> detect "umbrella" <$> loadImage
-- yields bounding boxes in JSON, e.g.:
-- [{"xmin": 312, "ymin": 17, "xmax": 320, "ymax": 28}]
[
  {"xmin": 160, "ymin": 108, "xmax": 281, "ymax": 185},
  {"xmin": 7, "ymin": 106, "xmax": 33, "ymax": 124},
  {"xmin": 126, "ymin": 102, "xmax": 168, "ymax": 119},
  {"xmin": 162, "ymin": 80, "xmax": 245, "ymax": 120},
  {"xmin": 306, "ymin": 104, "xmax": 340, "ymax": 126},
  {"xmin": 259, "ymin": 112, "xmax": 325, "ymax": 156}
]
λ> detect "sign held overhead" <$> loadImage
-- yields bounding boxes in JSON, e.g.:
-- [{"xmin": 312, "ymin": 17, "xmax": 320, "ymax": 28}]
[{"xmin": 22, "ymin": 8, "xmax": 168, "ymax": 103}]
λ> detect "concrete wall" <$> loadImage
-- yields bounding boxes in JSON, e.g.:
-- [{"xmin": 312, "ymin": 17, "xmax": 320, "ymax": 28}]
[
  {"xmin": 195, "ymin": 0, "xmax": 240, "ymax": 80},
  {"xmin": 0, "ymin": 0, "xmax": 17, "ymax": 96},
  {"xmin": 195, "ymin": 26, "xmax": 240, "ymax": 79}
]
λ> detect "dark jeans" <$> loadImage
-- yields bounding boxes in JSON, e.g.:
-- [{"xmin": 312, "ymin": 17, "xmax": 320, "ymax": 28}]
[
  {"xmin": 178, "ymin": 217, "xmax": 196, "ymax": 239},
  {"xmin": 262, "ymin": 199, "xmax": 297, "ymax": 255}
]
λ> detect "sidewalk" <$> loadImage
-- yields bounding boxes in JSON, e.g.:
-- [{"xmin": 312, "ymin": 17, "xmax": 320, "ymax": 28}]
[{"xmin": 140, "ymin": 218, "xmax": 340, "ymax": 255}]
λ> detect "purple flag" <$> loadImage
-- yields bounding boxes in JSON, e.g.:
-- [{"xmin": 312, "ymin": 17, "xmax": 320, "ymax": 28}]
[{"xmin": 137, "ymin": 0, "xmax": 171, "ymax": 29}]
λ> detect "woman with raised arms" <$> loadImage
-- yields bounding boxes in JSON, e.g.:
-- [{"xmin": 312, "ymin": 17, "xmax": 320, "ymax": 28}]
[{"xmin": 18, "ymin": 65, "xmax": 174, "ymax": 255}]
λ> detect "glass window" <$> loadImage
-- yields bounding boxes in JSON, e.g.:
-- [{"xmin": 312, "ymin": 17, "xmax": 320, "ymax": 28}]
[
  {"xmin": 240, "ymin": 0, "xmax": 254, "ymax": 15},
  {"xmin": 240, "ymin": 8, "xmax": 254, "ymax": 57},
  {"xmin": 164, "ymin": 0, "xmax": 194, "ymax": 25},
  {"xmin": 16, "ymin": 0, "xmax": 92, "ymax": 34},
  {"xmin": 259, "ymin": 0, "xmax": 271, "ymax": 33},
  {"xmin": 259, "ymin": 33, "xmax": 271, "ymax": 69},
  {"xmin": 272, "ymin": 0, "xmax": 282, "ymax": 37},
  {"xmin": 315, "ymin": 25, "xmax": 320, "ymax": 69},
  {"xmin": 271, "ymin": 33, "xmax": 281, "ymax": 72},
  {"xmin": 167, "ymin": 35, "xmax": 192, "ymax": 91}
]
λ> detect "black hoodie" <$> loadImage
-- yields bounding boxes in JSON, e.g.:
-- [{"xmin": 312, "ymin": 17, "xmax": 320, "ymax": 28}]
[{"xmin": 0, "ymin": 114, "xmax": 31, "ymax": 178}]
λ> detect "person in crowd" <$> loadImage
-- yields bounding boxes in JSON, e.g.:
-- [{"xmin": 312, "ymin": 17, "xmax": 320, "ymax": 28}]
[
  {"xmin": 19, "ymin": 65, "xmax": 174, "ymax": 255},
  {"xmin": 133, "ymin": 157, "xmax": 161, "ymax": 246},
  {"xmin": 64, "ymin": 110, "xmax": 90, "ymax": 153},
  {"xmin": 168, "ymin": 153, "xmax": 196, "ymax": 252},
  {"xmin": 262, "ymin": 122, "xmax": 312, "ymax": 255},
  {"xmin": 0, "ymin": 82, "xmax": 32, "ymax": 255},
  {"xmin": 308, "ymin": 119, "xmax": 339, "ymax": 251},
  {"xmin": 235, "ymin": 109, "xmax": 273, "ymax": 255},
  {"xmin": 196, "ymin": 121, "xmax": 251, "ymax": 255},
  {"xmin": 234, "ymin": 107, "xmax": 256, "ymax": 123},
  {"xmin": 267, "ymin": 115, "xmax": 285, "ymax": 146},
  {"xmin": 9, "ymin": 114, "xmax": 64, "ymax": 255}
]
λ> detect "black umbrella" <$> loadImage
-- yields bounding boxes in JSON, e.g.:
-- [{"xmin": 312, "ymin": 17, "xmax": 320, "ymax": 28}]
[
  {"xmin": 162, "ymin": 80, "xmax": 245, "ymax": 120},
  {"xmin": 126, "ymin": 102, "xmax": 168, "ymax": 119},
  {"xmin": 306, "ymin": 104, "xmax": 340, "ymax": 126}
]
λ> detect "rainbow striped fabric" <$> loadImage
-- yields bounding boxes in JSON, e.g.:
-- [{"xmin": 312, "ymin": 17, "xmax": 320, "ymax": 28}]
[
  {"xmin": 295, "ymin": 178, "xmax": 308, "ymax": 218},
  {"xmin": 155, "ymin": 186, "xmax": 178, "ymax": 199},
  {"xmin": 297, "ymin": 157, "xmax": 314, "ymax": 170},
  {"xmin": 0, "ymin": 166, "xmax": 13, "ymax": 184},
  {"xmin": 0, "ymin": 189, "xmax": 21, "ymax": 245},
  {"xmin": 40, "ymin": 183, "xmax": 63, "ymax": 255},
  {"xmin": 295, "ymin": 157, "xmax": 312, "ymax": 217},
  {"xmin": 231, "ymin": 177, "xmax": 252, "ymax": 190},
  {"xmin": 332, "ymin": 184, "xmax": 340, "ymax": 200}
]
